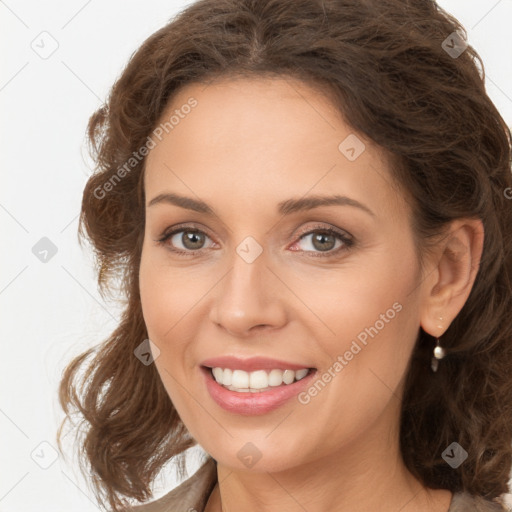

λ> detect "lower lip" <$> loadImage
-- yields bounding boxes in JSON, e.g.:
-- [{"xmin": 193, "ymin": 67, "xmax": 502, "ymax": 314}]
[{"xmin": 201, "ymin": 366, "xmax": 317, "ymax": 416}]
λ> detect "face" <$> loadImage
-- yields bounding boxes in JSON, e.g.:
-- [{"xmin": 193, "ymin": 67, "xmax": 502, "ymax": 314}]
[{"xmin": 139, "ymin": 77, "xmax": 426, "ymax": 473}]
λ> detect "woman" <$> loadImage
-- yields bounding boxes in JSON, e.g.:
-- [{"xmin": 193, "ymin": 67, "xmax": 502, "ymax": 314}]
[{"xmin": 57, "ymin": 0, "xmax": 512, "ymax": 511}]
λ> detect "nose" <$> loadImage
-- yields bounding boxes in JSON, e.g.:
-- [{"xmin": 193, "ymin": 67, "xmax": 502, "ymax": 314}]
[{"xmin": 209, "ymin": 247, "xmax": 288, "ymax": 338}]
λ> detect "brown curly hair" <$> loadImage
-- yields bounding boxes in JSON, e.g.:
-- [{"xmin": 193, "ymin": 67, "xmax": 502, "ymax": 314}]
[{"xmin": 57, "ymin": 0, "xmax": 512, "ymax": 510}]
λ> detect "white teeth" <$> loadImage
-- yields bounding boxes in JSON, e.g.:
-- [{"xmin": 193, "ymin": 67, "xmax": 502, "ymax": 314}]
[
  {"xmin": 222, "ymin": 368, "xmax": 232, "ymax": 386},
  {"xmin": 212, "ymin": 367, "xmax": 223, "ymax": 383},
  {"xmin": 249, "ymin": 370, "xmax": 268, "ymax": 389},
  {"xmin": 295, "ymin": 368, "xmax": 309, "ymax": 380},
  {"xmin": 210, "ymin": 367, "xmax": 311, "ymax": 391},
  {"xmin": 268, "ymin": 369, "xmax": 283, "ymax": 386},
  {"xmin": 282, "ymin": 369, "xmax": 295, "ymax": 384},
  {"xmin": 231, "ymin": 369, "xmax": 249, "ymax": 388}
]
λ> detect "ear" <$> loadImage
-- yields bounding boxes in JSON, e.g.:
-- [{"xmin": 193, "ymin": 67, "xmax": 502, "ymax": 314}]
[{"xmin": 420, "ymin": 218, "xmax": 485, "ymax": 337}]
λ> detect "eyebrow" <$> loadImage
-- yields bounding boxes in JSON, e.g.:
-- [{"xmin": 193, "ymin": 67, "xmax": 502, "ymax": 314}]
[{"xmin": 148, "ymin": 192, "xmax": 375, "ymax": 217}]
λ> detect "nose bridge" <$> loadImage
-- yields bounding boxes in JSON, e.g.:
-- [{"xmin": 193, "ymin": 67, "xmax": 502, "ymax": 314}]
[{"xmin": 209, "ymin": 235, "xmax": 287, "ymax": 335}]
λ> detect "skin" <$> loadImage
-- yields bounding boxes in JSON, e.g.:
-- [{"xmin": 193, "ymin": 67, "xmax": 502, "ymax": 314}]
[{"xmin": 139, "ymin": 76, "xmax": 484, "ymax": 512}]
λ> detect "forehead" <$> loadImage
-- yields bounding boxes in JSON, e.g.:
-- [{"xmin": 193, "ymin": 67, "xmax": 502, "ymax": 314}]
[{"xmin": 144, "ymin": 76, "xmax": 407, "ymax": 224}]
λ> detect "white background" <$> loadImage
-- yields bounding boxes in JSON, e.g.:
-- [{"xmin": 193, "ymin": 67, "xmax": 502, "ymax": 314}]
[{"xmin": 1, "ymin": 1, "xmax": 512, "ymax": 510}]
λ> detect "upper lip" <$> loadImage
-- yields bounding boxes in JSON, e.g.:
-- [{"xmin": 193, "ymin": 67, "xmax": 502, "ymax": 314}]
[{"xmin": 201, "ymin": 356, "xmax": 315, "ymax": 372}]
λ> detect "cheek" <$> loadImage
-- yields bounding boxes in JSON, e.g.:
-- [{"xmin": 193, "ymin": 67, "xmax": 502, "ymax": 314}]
[
  {"xmin": 293, "ymin": 244, "xmax": 418, "ymax": 357},
  {"xmin": 139, "ymin": 250, "xmax": 197, "ymax": 417},
  {"xmin": 139, "ymin": 258, "xmax": 169, "ymax": 339},
  {"xmin": 138, "ymin": 243, "xmax": 217, "ymax": 388},
  {"xmin": 301, "ymin": 245, "xmax": 421, "ymax": 436},
  {"xmin": 139, "ymin": 245, "xmax": 198, "ymax": 342},
  {"xmin": 138, "ymin": 250, "xmax": 191, "ymax": 399}
]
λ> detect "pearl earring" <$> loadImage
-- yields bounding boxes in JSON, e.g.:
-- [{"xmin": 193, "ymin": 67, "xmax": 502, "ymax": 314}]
[{"xmin": 431, "ymin": 317, "xmax": 446, "ymax": 373}]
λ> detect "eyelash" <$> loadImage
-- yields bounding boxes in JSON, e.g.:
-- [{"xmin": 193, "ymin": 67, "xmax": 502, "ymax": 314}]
[{"xmin": 155, "ymin": 223, "xmax": 355, "ymax": 258}]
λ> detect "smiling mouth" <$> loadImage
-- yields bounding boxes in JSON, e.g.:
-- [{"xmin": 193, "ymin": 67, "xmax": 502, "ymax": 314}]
[{"xmin": 203, "ymin": 366, "xmax": 316, "ymax": 393}]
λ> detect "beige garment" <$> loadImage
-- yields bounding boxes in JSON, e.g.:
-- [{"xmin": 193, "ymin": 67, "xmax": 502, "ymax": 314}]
[{"xmin": 126, "ymin": 456, "xmax": 507, "ymax": 511}]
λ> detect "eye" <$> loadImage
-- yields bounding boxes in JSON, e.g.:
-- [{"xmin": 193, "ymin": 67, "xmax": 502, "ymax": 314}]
[
  {"xmin": 155, "ymin": 224, "xmax": 215, "ymax": 255},
  {"xmin": 290, "ymin": 224, "xmax": 354, "ymax": 257},
  {"xmin": 155, "ymin": 223, "xmax": 354, "ymax": 258}
]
